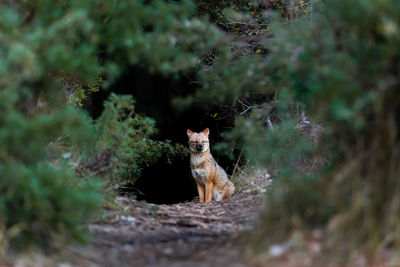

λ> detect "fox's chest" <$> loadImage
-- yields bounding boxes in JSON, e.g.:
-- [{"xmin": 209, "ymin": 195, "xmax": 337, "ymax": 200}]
[
  {"xmin": 191, "ymin": 168, "xmax": 207, "ymax": 185},
  {"xmin": 190, "ymin": 154, "xmax": 212, "ymax": 185}
]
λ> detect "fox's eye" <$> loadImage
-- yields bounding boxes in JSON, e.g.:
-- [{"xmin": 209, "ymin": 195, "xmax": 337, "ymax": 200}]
[{"xmin": 202, "ymin": 141, "xmax": 209, "ymax": 144}]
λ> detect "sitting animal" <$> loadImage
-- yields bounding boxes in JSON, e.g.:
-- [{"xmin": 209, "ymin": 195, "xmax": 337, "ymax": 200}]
[{"xmin": 187, "ymin": 128, "xmax": 235, "ymax": 202}]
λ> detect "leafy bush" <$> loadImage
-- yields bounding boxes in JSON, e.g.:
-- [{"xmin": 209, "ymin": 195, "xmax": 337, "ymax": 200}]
[
  {"xmin": 0, "ymin": 165, "xmax": 102, "ymax": 248},
  {"xmin": 0, "ymin": 92, "xmax": 103, "ymax": 249},
  {"xmin": 257, "ymin": 0, "xmax": 400, "ymax": 253},
  {"xmin": 198, "ymin": 0, "xmax": 400, "ymax": 257},
  {"xmin": 0, "ymin": 0, "xmax": 220, "ymax": 250},
  {"xmin": 218, "ymin": 98, "xmax": 334, "ymax": 235},
  {"xmin": 79, "ymin": 93, "xmax": 187, "ymax": 189},
  {"xmin": 4, "ymin": 0, "xmax": 397, "ymax": 260}
]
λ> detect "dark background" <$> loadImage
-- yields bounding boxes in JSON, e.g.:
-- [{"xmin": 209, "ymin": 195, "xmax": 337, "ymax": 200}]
[{"xmin": 85, "ymin": 67, "xmax": 234, "ymax": 204}]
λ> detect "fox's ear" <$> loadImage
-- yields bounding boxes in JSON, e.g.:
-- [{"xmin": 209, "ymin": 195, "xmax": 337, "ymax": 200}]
[
  {"xmin": 202, "ymin": 128, "xmax": 210, "ymax": 136},
  {"xmin": 187, "ymin": 129, "xmax": 194, "ymax": 137}
]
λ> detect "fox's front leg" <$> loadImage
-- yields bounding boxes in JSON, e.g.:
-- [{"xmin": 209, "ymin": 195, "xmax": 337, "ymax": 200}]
[
  {"xmin": 205, "ymin": 181, "xmax": 214, "ymax": 202},
  {"xmin": 196, "ymin": 183, "xmax": 205, "ymax": 202}
]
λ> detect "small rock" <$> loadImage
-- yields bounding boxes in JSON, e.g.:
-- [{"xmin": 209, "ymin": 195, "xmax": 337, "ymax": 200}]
[
  {"xmin": 120, "ymin": 215, "xmax": 136, "ymax": 223},
  {"xmin": 62, "ymin": 152, "xmax": 72, "ymax": 159},
  {"xmin": 268, "ymin": 244, "xmax": 285, "ymax": 257}
]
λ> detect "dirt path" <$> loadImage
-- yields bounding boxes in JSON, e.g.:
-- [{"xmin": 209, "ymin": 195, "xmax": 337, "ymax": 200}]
[{"xmin": 60, "ymin": 189, "xmax": 264, "ymax": 267}]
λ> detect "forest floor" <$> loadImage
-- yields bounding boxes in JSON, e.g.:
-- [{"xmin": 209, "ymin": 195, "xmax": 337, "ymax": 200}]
[
  {"xmin": 70, "ymin": 189, "xmax": 264, "ymax": 267},
  {"xmin": 7, "ymin": 183, "xmax": 398, "ymax": 266},
  {"xmin": 10, "ymin": 188, "xmax": 267, "ymax": 267}
]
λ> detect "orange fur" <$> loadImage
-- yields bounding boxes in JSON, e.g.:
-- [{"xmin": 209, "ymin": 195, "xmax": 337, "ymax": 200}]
[{"xmin": 187, "ymin": 128, "xmax": 235, "ymax": 202}]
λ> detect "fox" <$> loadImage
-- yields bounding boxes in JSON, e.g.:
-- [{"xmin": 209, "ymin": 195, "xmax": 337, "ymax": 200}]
[{"xmin": 187, "ymin": 128, "xmax": 235, "ymax": 202}]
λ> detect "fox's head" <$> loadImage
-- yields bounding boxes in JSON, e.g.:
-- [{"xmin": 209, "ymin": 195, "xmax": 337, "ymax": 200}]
[{"xmin": 187, "ymin": 128, "xmax": 210, "ymax": 153}]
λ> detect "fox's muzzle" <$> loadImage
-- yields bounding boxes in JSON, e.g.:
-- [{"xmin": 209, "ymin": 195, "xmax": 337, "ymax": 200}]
[{"xmin": 196, "ymin": 144, "xmax": 203, "ymax": 151}]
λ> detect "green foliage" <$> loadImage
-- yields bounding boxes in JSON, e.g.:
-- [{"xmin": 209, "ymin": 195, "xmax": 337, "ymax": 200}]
[
  {"xmin": 62, "ymin": 75, "xmax": 103, "ymax": 108},
  {"xmin": 0, "ymin": 90, "xmax": 102, "ymax": 249},
  {"xmin": 181, "ymin": 0, "xmax": 314, "ymax": 106},
  {"xmin": 261, "ymin": 1, "xmax": 400, "ymax": 253},
  {"xmin": 227, "ymin": 113, "xmax": 313, "ymax": 171},
  {"xmin": 2, "ymin": 0, "xmax": 397, "ymax": 259},
  {"xmin": 0, "ymin": 165, "xmax": 102, "ymax": 248},
  {"xmin": 218, "ymin": 100, "xmax": 334, "ymax": 238},
  {"xmin": 199, "ymin": 0, "xmax": 400, "ymax": 257},
  {"xmin": 87, "ymin": 94, "xmax": 187, "ymax": 187},
  {"xmin": 252, "ymin": 173, "xmax": 334, "ymax": 247},
  {"xmin": 1, "ymin": 0, "xmax": 220, "ymax": 250}
]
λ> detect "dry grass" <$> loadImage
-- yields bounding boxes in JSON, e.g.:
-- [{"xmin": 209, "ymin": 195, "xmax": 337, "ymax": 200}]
[{"xmin": 231, "ymin": 166, "xmax": 272, "ymax": 192}]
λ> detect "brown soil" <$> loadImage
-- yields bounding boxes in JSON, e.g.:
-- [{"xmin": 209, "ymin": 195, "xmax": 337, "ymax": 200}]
[
  {"xmin": 7, "ymin": 186, "xmax": 397, "ymax": 266},
  {"xmin": 58, "ymin": 189, "xmax": 264, "ymax": 267}
]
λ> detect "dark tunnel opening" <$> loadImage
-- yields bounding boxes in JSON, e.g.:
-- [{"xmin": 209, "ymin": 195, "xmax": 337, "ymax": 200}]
[{"xmin": 85, "ymin": 67, "xmax": 234, "ymax": 204}]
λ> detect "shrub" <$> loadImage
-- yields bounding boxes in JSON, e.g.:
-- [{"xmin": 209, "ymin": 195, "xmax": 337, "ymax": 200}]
[
  {"xmin": 0, "ymin": 0, "xmax": 220, "ymax": 250},
  {"xmin": 200, "ymin": 0, "xmax": 400, "ymax": 257},
  {"xmin": 255, "ymin": 0, "xmax": 400, "ymax": 254},
  {"xmin": 0, "ymin": 165, "xmax": 102, "ymax": 249},
  {"xmin": 79, "ymin": 93, "xmax": 187, "ymax": 190},
  {"xmin": 0, "ymin": 93, "xmax": 103, "ymax": 250}
]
